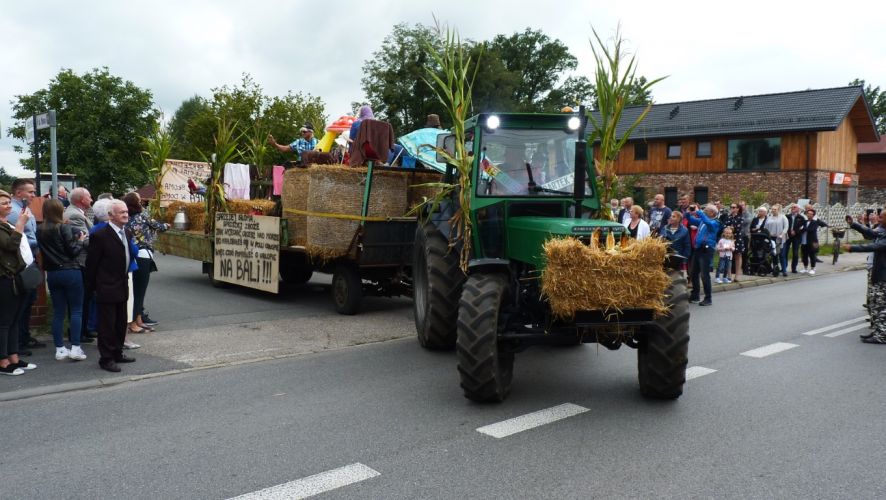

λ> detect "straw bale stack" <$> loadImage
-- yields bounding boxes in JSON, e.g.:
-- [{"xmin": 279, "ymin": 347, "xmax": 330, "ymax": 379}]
[
  {"xmin": 541, "ymin": 236, "xmax": 672, "ymax": 320},
  {"xmin": 305, "ymin": 165, "xmax": 408, "ymax": 259},
  {"xmin": 227, "ymin": 199, "xmax": 277, "ymax": 216},
  {"xmin": 281, "ymin": 168, "xmax": 311, "ymax": 246}
]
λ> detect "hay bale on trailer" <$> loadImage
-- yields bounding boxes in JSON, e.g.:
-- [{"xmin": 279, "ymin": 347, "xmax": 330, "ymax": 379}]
[{"xmin": 281, "ymin": 168, "xmax": 311, "ymax": 246}]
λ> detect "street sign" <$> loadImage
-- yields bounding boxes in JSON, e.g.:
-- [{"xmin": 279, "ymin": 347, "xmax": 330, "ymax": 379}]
[
  {"xmin": 25, "ymin": 118, "xmax": 35, "ymax": 144},
  {"xmin": 35, "ymin": 112, "xmax": 53, "ymax": 130}
]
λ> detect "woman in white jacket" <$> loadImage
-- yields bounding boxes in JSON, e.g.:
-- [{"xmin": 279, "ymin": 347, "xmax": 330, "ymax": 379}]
[{"xmin": 624, "ymin": 205, "xmax": 651, "ymax": 240}]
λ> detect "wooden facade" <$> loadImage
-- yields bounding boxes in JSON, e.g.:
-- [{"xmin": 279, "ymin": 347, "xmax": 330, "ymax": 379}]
[{"xmin": 609, "ymin": 116, "xmax": 861, "ymax": 176}]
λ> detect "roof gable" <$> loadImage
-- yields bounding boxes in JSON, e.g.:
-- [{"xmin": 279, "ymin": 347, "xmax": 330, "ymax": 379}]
[{"xmin": 598, "ymin": 86, "xmax": 880, "ymax": 143}]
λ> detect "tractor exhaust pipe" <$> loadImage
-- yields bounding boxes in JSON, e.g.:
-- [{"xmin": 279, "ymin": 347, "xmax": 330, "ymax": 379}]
[{"xmin": 573, "ymin": 105, "xmax": 588, "ymax": 219}]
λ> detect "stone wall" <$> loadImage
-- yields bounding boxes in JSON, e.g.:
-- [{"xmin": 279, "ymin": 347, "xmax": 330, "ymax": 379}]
[{"xmin": 631, "ymin": 170, "xmax": 832, "ymax": 205}]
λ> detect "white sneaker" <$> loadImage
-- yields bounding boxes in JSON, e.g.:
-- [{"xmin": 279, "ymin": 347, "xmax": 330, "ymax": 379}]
[
  {"xmin": 724, "ymin": 277, "xmax": 732, "ymax": 283},
  {"xmin": 55, "ymin": 347, "xmax": 71, "ymax": 360},
  {"xmin": 800, "ymin": 268, "xmax": 808, "ymax": 273},
  {"xmin": 68, "ymin": 345, "xmax": 87, "ymax": 361},
  {"xmin": 123, "ymin": 340, "xmax": 141, "ymax": 350},
  {"xmin": 715, "ymin": 278, "xmax": 723, "ymax": 284},
  {"xmin": 808, "ymin": 269, "xmax": 816, "ymax": 275}
]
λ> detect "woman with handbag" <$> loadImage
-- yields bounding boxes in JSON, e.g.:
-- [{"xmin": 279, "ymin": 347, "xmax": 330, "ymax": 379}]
[
  {"xmin": 37, "ymin": 199, "xmax": 87, "ymax": 361},
  {"xmin": 123, "ymin": 192, "xmax": 168, "ymax": 334},
  {"xmin": 800, "ymin": 207, "xmax": 828, "ymax": 275},
  {"xmin": 0, "ymin": 189, "xmax": 37, "ymax": 375}
]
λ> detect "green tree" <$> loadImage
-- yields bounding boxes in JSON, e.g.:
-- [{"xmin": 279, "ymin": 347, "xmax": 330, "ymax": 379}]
[
  {"xmin": 6, "ymin": 67, "xmax": 158, "ymax": 194},
  {"xmin": 168, "ymin": 95, "xmax": 210, "ymax": 160},
  {"xmin": 175, "ymin": 74, "xmax": 327, "ymax": 165},
  {"xmin": 850, "ymin": 78, "xmax": 886, "ymax": 134},
  {"xmin": 361, "ymin": 23, "xmax": 443, "ymax": 133},
  {"xmin": 0, "ymin": 166, "xmax": 15, "ymax": 191}
]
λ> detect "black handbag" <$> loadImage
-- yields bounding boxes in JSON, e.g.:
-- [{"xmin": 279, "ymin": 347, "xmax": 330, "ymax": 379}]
[{"xmin": 18, "ymin": 262, "xmax": 43, "ymax": 290}]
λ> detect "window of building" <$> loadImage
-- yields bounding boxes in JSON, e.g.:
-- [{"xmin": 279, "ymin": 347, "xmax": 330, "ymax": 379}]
[
  {"xmin": 696, "ymin": 140, "xmax": 712, "ymax": 158},
  {"xmin": 634, "ymin": 142, "xmax": 648, "ymax": 161},
  {"xmin": 667, "ymin": 143, "xmax": 681, "ymax": 159},
  {"xmin": 727, "ymin": 137, "xmax": 781, "ymax": 170},
  {"xmin": 693, "ymin": 186, "xmax": 709, "ymax": 205},
  {"xmin": 664, "ymin": 187, "xmax": 678, "ymax": 209}
]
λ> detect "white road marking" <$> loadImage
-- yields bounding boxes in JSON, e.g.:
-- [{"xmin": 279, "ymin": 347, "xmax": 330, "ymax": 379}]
[
  {"xmin": 740, "ymin": 342, "xmax": 799, "ymax": 358},
  {"xmin": 801, "ymin": 317, "xmax": 867, "ymax": 336},
  {"xmin": 824, "ymin": 323, "xmax": 870, "ymax": 338},
  {"xmin": 229, "ymin": 463, "xmax": 380, "ymax": 500},
  {"xmin": 685, "ymin": 366, "xmax": 717, "ymax": 380},
  {"xmin": 476, "ymin": 403, "xmax": 589, "ymax": 438}
]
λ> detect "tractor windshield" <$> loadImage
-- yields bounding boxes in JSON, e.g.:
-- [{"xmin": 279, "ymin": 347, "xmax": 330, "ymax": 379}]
[{"xmin": 476, "ymin": 128, "xmax": 591, "ymax": 197}]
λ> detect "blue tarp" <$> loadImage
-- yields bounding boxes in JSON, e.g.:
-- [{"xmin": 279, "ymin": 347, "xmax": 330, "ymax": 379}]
[{"xmin": 398, "ymin": 128, "xmax": 447, "ymax": 172}]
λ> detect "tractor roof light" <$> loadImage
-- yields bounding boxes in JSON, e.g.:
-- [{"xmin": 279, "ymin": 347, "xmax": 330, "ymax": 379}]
[
  {"xmin": 567, "ymin": 116, "xmax": 581, "ymax": 131},
  {"xmin": 485, "ymin": 115, "xmax": 500, "ymax": 130}
]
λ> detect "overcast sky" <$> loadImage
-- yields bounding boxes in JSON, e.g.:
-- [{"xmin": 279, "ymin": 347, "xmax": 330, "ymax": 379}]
[{"xmin": 2, "ymin": 0, "xmax": 883, "ymax": 176}]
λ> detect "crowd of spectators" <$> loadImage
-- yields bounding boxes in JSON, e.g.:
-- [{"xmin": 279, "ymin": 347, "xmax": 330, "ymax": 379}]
[{"xmin": 0, "ymin": 178, "xmax": 168, "ymax": 376}]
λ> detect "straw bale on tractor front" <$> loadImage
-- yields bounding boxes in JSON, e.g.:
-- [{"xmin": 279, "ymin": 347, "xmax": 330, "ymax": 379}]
[{"xmin": 541, "ymin": 237, "xmax": 672, "ymax": 320}]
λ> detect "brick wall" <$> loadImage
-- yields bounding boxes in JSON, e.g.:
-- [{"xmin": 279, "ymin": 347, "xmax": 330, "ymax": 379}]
[{"xmin": 632, "ymin": 170, "xmax": 832, "ymax": 205}]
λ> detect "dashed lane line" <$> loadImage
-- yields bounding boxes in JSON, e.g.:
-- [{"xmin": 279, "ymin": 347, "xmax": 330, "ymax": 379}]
[
  {"xmin": 476, "ymin": 403, "xmax": 589, "ymax": 439},
  {"xmin": 228, "ymin": 463, "xmax": 380, "ymax": 500},
  {"xmin": 823, "ymin": 323, "xmax": 870, "ymax": 338},
  {"xmin": 740, "ymin": 342, "xmax": 799, "ymax": 359},
  {"xmin": 801, "ymin": 317, "xmax": 867, "ymax": 336},
  {"xmin": 685, "ymin": 366, "xmax": 717, "ymax": 380}
]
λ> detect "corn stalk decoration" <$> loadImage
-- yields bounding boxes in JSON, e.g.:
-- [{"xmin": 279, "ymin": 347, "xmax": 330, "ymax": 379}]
[
  {"xmin": 422, "ymin": 22, "xmax": 480, "ymax": 271},
  {"xmin": 587, "ymin": 27, "xmax": 665, "ymax": 220},
  {"xmin": 243, "ymin": 121, "xmax": 270, "ymax": 199},
  {"xmin": 200, "ymin": 118, "xmax": 242, "ymax": 235},
  {"xmin": 140, "ymin": 121, "xmax": 175, "ymax": 219}
]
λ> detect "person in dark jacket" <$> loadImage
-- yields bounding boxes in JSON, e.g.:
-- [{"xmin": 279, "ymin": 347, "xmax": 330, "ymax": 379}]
[
  {"xmin": 38, "ymin": 199, "xmax": 88, "ymax": 361},
  {"xmin": 0, "ymin": 189, "xmax": 34, "ymax": 375},
  {"xmin": 784, "ymin": 204, "xmax": 806, "ymax": 273},
  {"xmin": 844, "ymin": 232, "xmax": 886, "ymax": 344},
  {"xmin": 800, "ymin": 207, "xmax": 828, "ymax": 275},
  {"xmin": 662, "ymin": 211, "xmax": 690, "ymax": 276}
]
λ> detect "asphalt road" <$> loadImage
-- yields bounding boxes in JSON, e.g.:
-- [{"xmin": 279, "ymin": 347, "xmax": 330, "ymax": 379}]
[{"xmin": 3, "ymin": 268, "xmax": 884, "ymax": 499}]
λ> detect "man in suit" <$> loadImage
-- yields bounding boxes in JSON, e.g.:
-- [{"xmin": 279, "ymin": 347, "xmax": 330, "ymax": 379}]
[
  {"xmin": 65, "ymin": 187, "xmax": 97, "ymax": 343},
  {"xmin": 783, "ymin": 203, "xmax": 805, "ymax": 274},
  {"xmin": 617, "ymin": 197, "xmax": 634, "ymax": 226},
  {"xmin": 85, "ymin": 199, "xmax": 135, "ymax": 372}
]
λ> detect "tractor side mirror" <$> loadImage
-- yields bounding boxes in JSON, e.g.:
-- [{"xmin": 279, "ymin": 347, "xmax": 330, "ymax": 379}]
[{"xmin": 436, "ymin": 133, "xmax": 456, "ymax": 163}]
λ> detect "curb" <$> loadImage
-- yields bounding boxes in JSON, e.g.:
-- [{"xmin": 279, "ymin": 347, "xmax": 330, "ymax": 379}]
[
  {"xmin": 0, "ymin": 341, "xmax": 404, "ymax": 403},
  {"xmin": 713, "ymin": 264, "xmax": 866, "ymax": 293}
]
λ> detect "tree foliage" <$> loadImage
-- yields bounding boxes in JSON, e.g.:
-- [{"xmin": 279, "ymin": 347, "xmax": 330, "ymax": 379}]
[
  {"xmin": 362, "ymin": 24, "xmax": 655, "ymax": 123},
  {"xmin": 850, "ymin": 78, "xmax": 886, "ymax": 134},
  {"xmin": 0, "ymin": 167, "xmax": 15, "ymax": 191},
  {"xmin": 172, "ymin": 74, "xmax": 327, "ymax": 165},
  {"xmin": 6, "ymin": 67, "xmax": 158, "ymax": 194}
]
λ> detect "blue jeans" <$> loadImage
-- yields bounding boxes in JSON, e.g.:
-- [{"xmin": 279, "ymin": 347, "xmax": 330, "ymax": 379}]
[
  {"xmin": 47, "ymin": 269, "xmax": 84, "ymax": 347},
  {"xmin": 716, "ymin": 256, "xmax": 732, "ymax": 278}
]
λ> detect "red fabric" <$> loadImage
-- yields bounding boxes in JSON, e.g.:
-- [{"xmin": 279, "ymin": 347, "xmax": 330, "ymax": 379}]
[{"xmin": 349, "ymin": 119, "xmax": 394, "ymax": 167}]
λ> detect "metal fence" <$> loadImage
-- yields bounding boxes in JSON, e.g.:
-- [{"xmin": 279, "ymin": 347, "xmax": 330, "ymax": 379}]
[{"xmin": 804, "ymin": 202, "xmax": 880, "ymax": 245}]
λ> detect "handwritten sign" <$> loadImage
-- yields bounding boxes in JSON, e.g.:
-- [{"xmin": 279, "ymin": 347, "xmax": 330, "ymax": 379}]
[
  {"xmin": 159, "ymin": 159, "xmax": 211, "ymax": 207},
  {"xmin": 213, "ymin": 212, "xmax": 280, "ymax": 293}
]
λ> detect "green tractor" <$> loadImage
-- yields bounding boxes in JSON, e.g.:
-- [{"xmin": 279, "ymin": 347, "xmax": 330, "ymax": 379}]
[{"xmin": 413, "ymin": 110, "xmax": 689, "ymax": 403}]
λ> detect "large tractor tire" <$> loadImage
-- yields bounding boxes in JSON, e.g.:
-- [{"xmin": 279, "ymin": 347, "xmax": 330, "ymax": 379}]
[
  {"xmin": 332, "ymin": 263, "xmax": 362, "ymax": 315},
  {"xmin": 638, "ymin": 272, "xmax": 690, "ymax": 399},
  {"xmin": 413, "ymin": 223, "xmax": 466, "ymax": 350},
  {"xmin": 456, "ymin": 273, "xmax": 514, "ymax": 403}
]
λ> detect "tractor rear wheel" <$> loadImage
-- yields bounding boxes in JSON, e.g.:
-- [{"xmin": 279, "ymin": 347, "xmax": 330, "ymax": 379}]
[
  {"xmin": 413, "ymin": 223, "xmax": 465, "ymax": 350},
  {"xmin": 638, "ymin": 272, "xmax": 690, "ymax": 399},
  {"xmin": 456, "ymin": 273, "xmax": 513, "ymax": 403},
  {"xmin": 332, "ymin": 263, "xmax": 362, "ymax": 315}
]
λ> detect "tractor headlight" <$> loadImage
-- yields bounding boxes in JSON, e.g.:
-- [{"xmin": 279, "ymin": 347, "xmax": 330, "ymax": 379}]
[
  {"xmin": 486, "ymin": 115, "xmax": 500, "ymax": 130},
  {"xmin": 567, "ymin": 116, "xmax": 581, "ymax": 131}
]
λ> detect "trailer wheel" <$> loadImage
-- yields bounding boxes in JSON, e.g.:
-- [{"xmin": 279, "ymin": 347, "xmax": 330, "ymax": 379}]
[
  {"xmin": 456, "ymin": 273, "xmax": 513, "ymax": 403},
  {"xmin": 638, "ymin": 272, "xmax": 690, "ymax": 399},
  {"xmin": 332, "ymin": 263, "xmax": 362, "ymax": 315},
  {"xmin": 413, "ymin": 223, "xmax": 465, "ymax": 350},
  {"xmin": 280, "ymin": 254, "xmax": 313, "ymax": 284}
]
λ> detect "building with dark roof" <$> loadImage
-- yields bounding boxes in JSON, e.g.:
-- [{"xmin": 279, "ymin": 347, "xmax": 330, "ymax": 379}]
[
  {"xmin": 858, "ymin": 137, "xmax": 886, "ymax": 203},
  {"xmin": 596, "ymin": 86, "xmax": 880, "ymax": 206}
]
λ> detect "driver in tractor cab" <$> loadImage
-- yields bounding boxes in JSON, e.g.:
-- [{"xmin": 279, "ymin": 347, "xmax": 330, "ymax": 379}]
[{"xmin": 482, "ymin": 143, "xmax": 527, "ymax": 196}]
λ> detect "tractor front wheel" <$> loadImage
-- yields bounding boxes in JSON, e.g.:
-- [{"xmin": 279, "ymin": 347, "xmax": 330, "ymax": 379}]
[
  {"xmin": 456, "ymin": 273, "xmax": 513, "ymax": 403},
  {"xmin": 638, "ymin": 272, "xmax": 690, "ymax": 399}
]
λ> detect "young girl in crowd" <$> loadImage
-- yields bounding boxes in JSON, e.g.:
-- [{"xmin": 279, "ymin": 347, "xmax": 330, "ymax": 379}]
[{"xmin": 715, "ymin": 227, "xmax": 736, "ymax": 284}]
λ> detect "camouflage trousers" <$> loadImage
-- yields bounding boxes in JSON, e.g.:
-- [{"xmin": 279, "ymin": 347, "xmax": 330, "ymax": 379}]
[
  {"xmin": 867, "ymin": 270, "xmax": 873, "ymax": 308},
  {"xmin": 870, "ymin": 282, "xmax": 886, "ymax": 335}
]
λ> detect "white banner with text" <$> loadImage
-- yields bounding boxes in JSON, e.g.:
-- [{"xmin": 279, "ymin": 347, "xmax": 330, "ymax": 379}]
[{"xmin": 213, "ymin": 212, "xmax": 280, "ymax": 293}]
